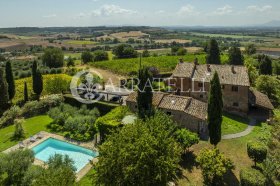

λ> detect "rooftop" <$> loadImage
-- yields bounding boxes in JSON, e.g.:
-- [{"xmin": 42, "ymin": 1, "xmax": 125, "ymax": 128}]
[
  {"xmin": 126, "ymin": 92, "xmax": 207, "ymax": 121},
  {"xmin": 172, "ymin": 62, "xmax": 250, "ymax": 87}
]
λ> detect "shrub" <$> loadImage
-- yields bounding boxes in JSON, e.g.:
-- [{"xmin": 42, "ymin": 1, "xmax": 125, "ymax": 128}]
[
  {"xmin": 95, "ymin": 106, "xmax": 129, "ymax": 140},
  {"xmin": 0, "ymin": 105, "xmax": 21, "ymax": 128},
  {"xmin": 240, "ymin": 168, "xmax": 266, "ymax": 186},
  {"xmin": 247, "ymin": 141, "xmax": 267, "ymax": 166},
  {"xmin": 21, "ymin": 94, "xmax": 64, "ymax": 118},
  {"xmin": 13, "ymin": 119, "xmax": 25, "ymax": 140}
]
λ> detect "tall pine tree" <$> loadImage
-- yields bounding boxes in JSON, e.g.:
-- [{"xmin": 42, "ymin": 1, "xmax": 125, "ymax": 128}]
[
  {"xmin": 206, "ymin": 39, "xmax": 221, "ymax": 64},
  {"xmin": 24, "ymin": 81, "xmax": 29, "ymax": 102},
  {"xmin": 208, "ymin": 72, "xmax": 223, "ymax": 146},
  {"xmin": 0, "ymin": 68, "xmax": 9, "ymax": 112},
  {"xmin": 5, "ymin": 61, "xmax": 15, "ymax": 100},
  {"xmin": 137, "ymin": 66, "xmax": 154, "ymax": 119},
  {"xmin": 228, "ymin": 46, "xmax": 244, "ymax": 65}
]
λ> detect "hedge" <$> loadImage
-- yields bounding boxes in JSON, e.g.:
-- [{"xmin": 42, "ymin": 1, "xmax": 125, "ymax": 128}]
[
  {"xmin": 63, "ymin": 94, "xmax": 119, "ymax": 115},
  {"xmin": 240, "ymin": 168, "xmax": 266, "ymax": 186}
]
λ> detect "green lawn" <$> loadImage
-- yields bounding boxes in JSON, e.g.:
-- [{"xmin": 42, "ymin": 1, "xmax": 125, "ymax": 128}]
[
  {"xmin": 0, "ymin": 115, "xmax": 52, "ymax": 152},
  {"xmin": 222, "ymin": 113, "xmax": 249, "ymax": 135},
  {"xmin": 78, "ymin": 168, "xmax": 96, "ymax": 185},
  {"xmin": 179, "ymin": 121, "xmax": 271, "ymax": 185}
]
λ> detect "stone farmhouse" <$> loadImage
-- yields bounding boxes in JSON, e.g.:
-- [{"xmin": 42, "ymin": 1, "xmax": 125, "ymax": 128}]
[
  {"xmin": 169, "ymin": 59, "xmax": 274, "ymax": 118},
  {"xmin": 126, "ymin": 92, "xmax": 208, "ymax": 138}
]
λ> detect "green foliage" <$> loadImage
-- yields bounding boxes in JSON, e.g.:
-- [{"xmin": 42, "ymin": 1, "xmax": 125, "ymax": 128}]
[
  {"xmin": 92, "ymin": 54, "xmax": 228, "ymax": 75},
  {"xmin": 5, "ymin": 61, "xmax": 15, "ymax": 100},
  {"xmin": 174, "ymin": 128, "xmax": 199, "ymax": 153},
  {"xmin": 247, "ymin": 141, "xmax": 267, "ymax": 166},
  {"xmin": 66, "ymin": 56, "xmax": 75, "ymax": 67},
  {"xmin": 33, "ymin": 69, "xmax": 43, "ymax": 98},
  {"xmin": 0, "ymin": 105, "xmax": 21, "ymax": 128},
  {"xmin": 0, "ymin": 149, "xmax": 34, "ymax": 186},
  {"xmin": 142, "ymin": 49, "xmax": 150, "ymax": 57},
  {"xmin": 32, "ymin": 154, "xmax": 76, "ymax": 186},
  {"xmin": 13, "ymin": 119, "xmax": 25, "ymax": 139},
  {"xmin": 258, "ymin": 54, "xmax": 272, "ymax": 75},
  {"xmin": 93, "ymin": 50, "xmax": 109, "ymax": 62},
  {"xmin": 228, "ymin": 46, "xmax": 244, "ymax": 65},
  {"xmin": 113, "ymin": 44, "xmax": 138, "ymax": 59},
  {"xmin": 137, "ymin": 66, "xmax": 154, "ymax": 119},
  {"xmin": 256, "ymin": 75, "xmax": 280, "ymax": 105},
  {"xmin": 45, "ymin": 75, "xmax": 70, "ymax": 94},
  {"xmin": 206, "ymin": 39, "xmax": 221, "ymax": 64},
  {"xmin": 48, "ymin": 104, "xmax": 100, "ymax": 141},
  {"xmin": 42, "ymin": 48, "xmax": 64, "ymax": 68},
  {"xmin": 244, "ymin": 58, "xmax": 259, "ymax": 86},
  {"xmin": 94, "ymin": 111, "xmax": 182, "ymax": 186},
  {"xmin": 96, "ymin": 106, "xmax": 129, "ymax": 140},
  {"xmin": 208, "ymin": 72, "xmax": 223, "ymax": 146},
  {"xmin": 0, "ymin": 68, "xmax": 9, "ymax": 111},
  {"xmin": 177, "ymin": 47, "xmax": 187, "ymax": 56},
  {"xmin": 24, "ymin": 81, "xmax": 28, "ymax": 102},
  {"xmin": 240, "ymin": 168, "xmax": 266, "ymax": 186},
  {"xmin": 81, "ymin": 51, "xmax": 93, "ymax": 64},
  {"xmin": 245, "ymin": 44, "xmax": 257, "ymax": 55},
  {"xmin": 196, "ymin": 148, "xmax": 234, "ymax": 185},
  {"xmin": 21, "ymin": 94, "xmax": 64, "ymax": 118}
]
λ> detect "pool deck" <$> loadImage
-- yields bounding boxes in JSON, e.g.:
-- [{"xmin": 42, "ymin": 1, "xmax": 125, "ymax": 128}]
[{"xmin": 3, "ymin": 131, "xmax": 99, "ymax": 181}]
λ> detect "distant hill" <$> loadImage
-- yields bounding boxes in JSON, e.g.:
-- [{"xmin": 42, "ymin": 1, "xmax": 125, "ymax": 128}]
[{"xmin": 260, "ymin": 20, "xmax": 280, "ymax": 27}]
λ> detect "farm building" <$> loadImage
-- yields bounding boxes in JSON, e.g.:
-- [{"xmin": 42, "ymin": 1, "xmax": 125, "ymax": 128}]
[
  {"xmin": 168, "ymin": 59, "xmax": 274, "ymax": 118},
  {"xmin": 126, "ymin": 92, "xmax": 208, "ymax": 138}
]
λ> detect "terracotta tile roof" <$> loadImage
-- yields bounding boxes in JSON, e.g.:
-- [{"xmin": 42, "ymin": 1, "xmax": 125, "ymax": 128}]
[
  {"xmin": 126, "ymin": 92, "xmax": 207, "ymax": 121},
  {"xmin": 185, "ymin": 98, "xmax": 208, "ymax": 120},
  {"xmin": 158, "ymin": 95, "xmax": 192, "ymax": 111},
  {"xmin": 126, "ymin": 91, "xmax": 167, "ymax": 106},
  {"xmin": 249, "ymin": 88, "xmax": 274, "ymax": 110},
  {"xmin": 173, "ymin": 62, "xmax": 250, "ymax": 87},
  {"xmin": 172, "ymin": 62, "xmax": 195, "ymax": 78},
  {"xmin": 194, "ymin": 64, "xmax": 250, "ymax": 86}
]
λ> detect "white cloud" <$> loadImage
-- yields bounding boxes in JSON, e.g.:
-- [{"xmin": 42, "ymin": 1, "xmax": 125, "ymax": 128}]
[
  {"xmin": 177, "ymin": 5, "xmax": 199, "ymax": 16},
  {"xmin": 247, "ymin": 5, "xmax": 272, "ymax": 12},
  {"xmin": 43, "ymin": 14, "xmax": 57, "ymax": 18},
  {"xmin": 155, "ymin": 10, "xmax": 165, "ymax": 15},
  {"xmin": 213, "ymin": 5, "xmax": 233, "ymax": 15},
  {"xmin": 92, "ymin": 4, "xmax": 137, "ymax": 17}
]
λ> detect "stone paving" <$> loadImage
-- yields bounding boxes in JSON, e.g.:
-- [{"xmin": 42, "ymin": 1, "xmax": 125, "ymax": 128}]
[{"xmin": 3, "ymin": 131, "xmax": 98, "ymax": 181}]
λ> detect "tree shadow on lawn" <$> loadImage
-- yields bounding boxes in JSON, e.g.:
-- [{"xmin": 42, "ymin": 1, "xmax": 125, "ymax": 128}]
[
  {"xmin": 179, "ymin": 151, "xmax": 198, "ymax": 173},
  {"xmin": 223, "ymin": 170, "xmax": 240, "ymax": 186}
]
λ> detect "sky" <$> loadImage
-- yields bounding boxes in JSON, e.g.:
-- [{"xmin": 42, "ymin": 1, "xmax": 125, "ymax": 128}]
[{"xmin": 0, "ymin": 0, "xmax": 280, "ymax": 27}]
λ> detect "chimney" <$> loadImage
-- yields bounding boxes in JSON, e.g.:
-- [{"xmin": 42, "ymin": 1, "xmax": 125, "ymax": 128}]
[
  {"xmin": 179, "ymin": 58, "xmax": 183, "ymax": 63},
  {"xmin": 194, "ymin": 58, "xmax": 198, "ymax": 65},
  {"xmin": 231, "ymin": 66, "xmax": 236, "ymax": 74},
  {"xmin": 207, "ymin": 64, "xmax": 211, "ymax": 72}
]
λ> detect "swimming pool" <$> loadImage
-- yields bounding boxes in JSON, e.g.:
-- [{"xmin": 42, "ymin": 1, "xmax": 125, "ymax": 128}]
[{"xmin": 32, "ymin": 138, "xmax": 98, "ymax": 172}]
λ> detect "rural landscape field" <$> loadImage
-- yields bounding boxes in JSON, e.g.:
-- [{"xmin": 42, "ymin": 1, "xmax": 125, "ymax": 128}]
[{"xmin": 0, "ymin": 1, "xmax": 280, "ymax": 186}]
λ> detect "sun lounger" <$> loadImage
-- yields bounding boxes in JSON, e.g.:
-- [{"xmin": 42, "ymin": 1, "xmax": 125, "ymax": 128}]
[
  {"xmin": 37, "ymin": 132, "xmax": 44, "ymax": 139},
  {"xmin": 19, "ymin": 141, "xmax": 25, "ymax": 148},
  {"xmin": 30, "ymin": 136, "xmax": 36, "ymax": 143}
]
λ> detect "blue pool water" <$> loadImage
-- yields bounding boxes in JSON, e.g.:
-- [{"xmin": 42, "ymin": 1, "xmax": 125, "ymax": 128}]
[{"xmin": 32, "ymin": 138, "xmax": 98, "ymax": 172}]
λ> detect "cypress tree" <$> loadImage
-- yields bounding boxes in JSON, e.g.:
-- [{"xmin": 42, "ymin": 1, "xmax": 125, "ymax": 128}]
[
  {"xmin": 206, "ymin": 39, "xmax": 221, "ymax": 64},
  {"xmin": 5, "ymin": 61, "xmax": 15, "ymax": 100},
  {"xmin": 31, "ymin": 61, "xmax": 43, "ymax": 99},
  {"xmin": 228, "ymin": 46, "xmax": 244, "ymax": 65},
  {"xmin": 33, "ymin": 70, "xmax": 43, "ymax": 99},
  {"xmin": 0, "ymin": 68, "xmax": 9, "ymax": 111},
  {"xmin": 24, "ymin": 81, "xmax": 28, "ymax": 102},
  {"xmin": 258, "ymin": 55, "xmax": 272, "ymax": 75},
  {"xmin": 208, "ymin": 72, "xmax": 223, "ymax": 146},
  {"xmin": 137, "ymin": 66, "xmax": 154, "ymax": 119}
]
